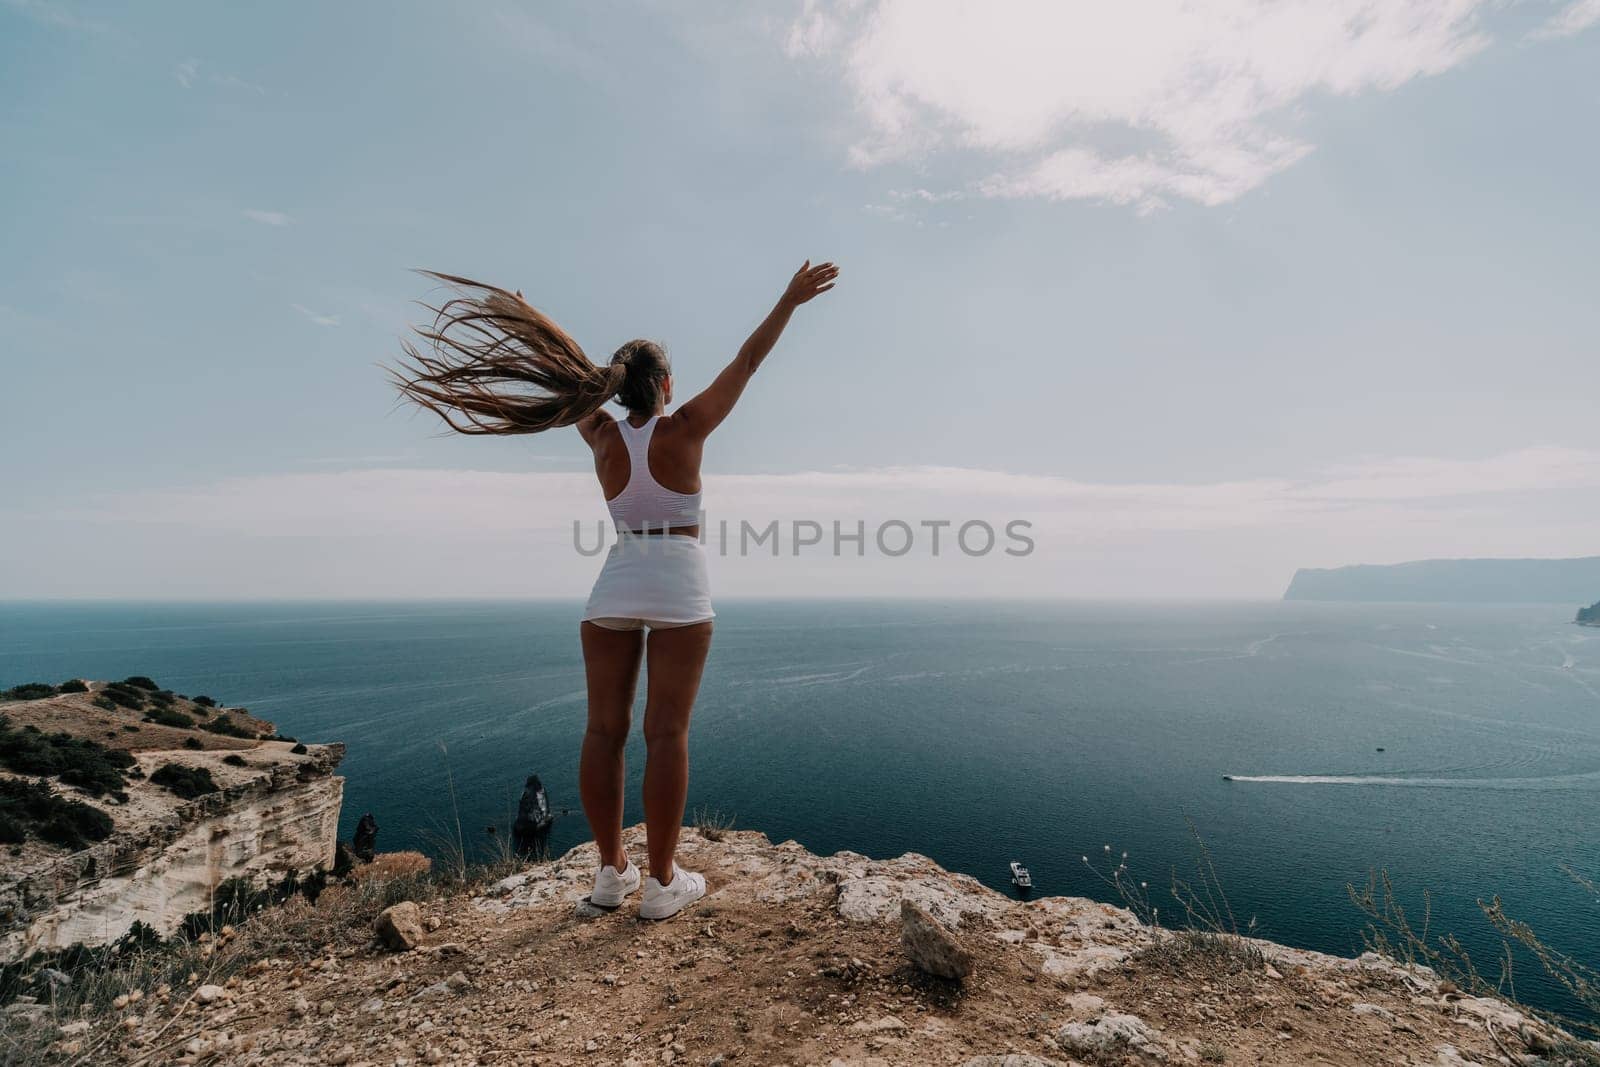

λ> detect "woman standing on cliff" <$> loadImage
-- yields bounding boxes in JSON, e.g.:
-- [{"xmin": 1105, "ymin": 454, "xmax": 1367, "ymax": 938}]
[{"xmin": 391, "ymin": 261, "xmax": 838, "ymax": 919}]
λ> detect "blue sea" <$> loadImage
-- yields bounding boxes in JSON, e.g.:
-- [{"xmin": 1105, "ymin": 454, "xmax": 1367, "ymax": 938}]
[{"xmin": 2, "ymin": 600, "xmax": 1597, "ymax": 1019}]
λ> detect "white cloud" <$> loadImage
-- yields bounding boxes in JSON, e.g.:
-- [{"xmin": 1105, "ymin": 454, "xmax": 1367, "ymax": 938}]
[
  {"xmin": 291, "ymin": 303, "xmax": 340, "ymax": 327},
  {"xmin": 174, "ymin": 59, "xmax": 266, "ymax": 94},
  {"xmin": 14, "ymin": 447, "xmax": 1600, "ymax": 600},
  {"xmin": 208, "ymin": 71, "xmax": 266, "ymax": 94},
  {"xmin": 1530, "ymin": 0, "xmax": 1600, "ymax": 39},
  {"xmin": 244, "ymin": 209, "xmax": 292, "ymax": 227},
  {"xmin": 3, "ymin": 0, "xmax": 108, "ymax": 34},
  {"xmin": 787, "ymin": 0, "xmax": 1514, "ymax": 211}
]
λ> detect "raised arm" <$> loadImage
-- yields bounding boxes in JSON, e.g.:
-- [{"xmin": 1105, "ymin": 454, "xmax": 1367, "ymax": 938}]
[{"xmin": 677, "ymin": 260, "xmax": 838, "ymax": 438}]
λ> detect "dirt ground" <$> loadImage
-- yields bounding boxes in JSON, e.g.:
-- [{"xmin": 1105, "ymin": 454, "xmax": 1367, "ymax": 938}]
[{"xmin": 67, "ymin": 827, "xmax": 1573, "ymax": 1067}]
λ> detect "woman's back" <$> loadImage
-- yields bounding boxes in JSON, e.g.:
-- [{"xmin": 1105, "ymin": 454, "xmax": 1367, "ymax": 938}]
[{"xmin": 595, "ymin": 414, "xmax": 703, "ymax": 532}]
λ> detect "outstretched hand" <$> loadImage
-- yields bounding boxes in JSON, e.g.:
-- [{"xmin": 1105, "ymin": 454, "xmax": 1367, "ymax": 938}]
[{"xmin": 781, "ymin": 260, "xmax": 839, "ymax": 307}]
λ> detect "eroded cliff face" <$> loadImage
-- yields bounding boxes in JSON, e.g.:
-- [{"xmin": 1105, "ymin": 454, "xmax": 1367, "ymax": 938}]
[
  {"xmin": 0, "ymin": 687, "xmax": 344, "ymax": 958},
  {"xmin": 1, "ymin": 746, "xmax": 343, "ymax": 955}
]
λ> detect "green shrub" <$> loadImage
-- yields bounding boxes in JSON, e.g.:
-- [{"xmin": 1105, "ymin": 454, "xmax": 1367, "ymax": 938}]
[
  {"xmin": 57, "ymin": 679, "xmax": 89, "ymax": 694},
  {"xmin": 222, "ymin": 754, "xmax": 247, "ymax": 767},
  {"xmin": 0, "ymin": 716, "xmax": 134, "ymax": 797},
  {"xmin": 183, "ymin": 737, "xmax": 202, "ymax": 750},
  {"xmin": 193, "ymin": 695, "xmax": 217, "ymax": 708},
  {"xmin": 149, "ymin": 690, "xmax": 176, "ymax": 708},
  {"xmin": 149, "ymin": 763, "xmax": 218, "ymax": 799},
  {"xmin": 101, "ymin": 683, "xmax": 146, "ymax": 710},
  {"xmin": 122, "ymin": 676, "xmax": 160, "ymax": 692},
  {"xmin": 290, "ymin": 743, "xmax": 308, "ymax": 755},
  {"xmin": 143, "ymin": 707, "xmax": 195, "ymax": 729},
  {"xmin": 0, "ymin": 777, "xmax": 115, "ymax": 851},
  {"xmin": 3, "ymin": 683, "xmax": 56, "ymax": 701},
  {"xmin": 201, "ymin": 714, "xmax": 255, "ymax": 739},
  {"xmin": 93, "ymin": 695, "xmax": 118, "ymax": 712}
]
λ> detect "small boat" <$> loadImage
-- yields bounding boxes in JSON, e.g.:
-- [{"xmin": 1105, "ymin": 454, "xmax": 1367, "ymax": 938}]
[
  {"xmin": 1009, "ymin": 861, "xmax": 1032, "ymax": 890},
  {"xmin": 1221, "ymin": 774, "xmax": 1235, "ymax": 781}
]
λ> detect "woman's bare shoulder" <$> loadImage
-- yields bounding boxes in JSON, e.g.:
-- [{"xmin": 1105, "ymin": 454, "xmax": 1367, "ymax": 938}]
[{"xmin": 576, "ymin": 408, "xmax": 619, "ymax": 447}]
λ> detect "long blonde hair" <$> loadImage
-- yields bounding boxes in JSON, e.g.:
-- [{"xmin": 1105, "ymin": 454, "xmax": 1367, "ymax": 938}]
[{"xmin": 390, "ymin": 271, "xmax": 669, "ymax": 435}]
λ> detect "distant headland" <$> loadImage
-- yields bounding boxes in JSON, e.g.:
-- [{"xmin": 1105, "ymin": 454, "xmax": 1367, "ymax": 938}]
[
  {"xmin": 1282, "ymin": 554, "xmax": 1600, "ymax": 604},
  {"xmin": 1579, "ymin": 600, "xmax": 1600, "ymax": 626}
]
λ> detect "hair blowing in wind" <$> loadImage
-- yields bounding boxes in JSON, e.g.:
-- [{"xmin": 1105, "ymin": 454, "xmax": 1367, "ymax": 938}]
[{"xmin": 390, "ymin": 271, "xmax": 661, "ymax": 435}]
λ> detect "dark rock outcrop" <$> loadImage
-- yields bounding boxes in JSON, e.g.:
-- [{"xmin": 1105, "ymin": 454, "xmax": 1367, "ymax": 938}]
[
  {"xmin": 352, "ymin": 813, "xmax": 378, "ymax": 863},
  {"xmin": 511, "ymin": 776, "xmax": 554, "ymax": 859}
]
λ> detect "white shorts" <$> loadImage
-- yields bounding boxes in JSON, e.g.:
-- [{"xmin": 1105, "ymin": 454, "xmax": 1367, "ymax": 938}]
[{"xmin": 582, "ymin": 532, "xmax": 715, "ymax": 630}]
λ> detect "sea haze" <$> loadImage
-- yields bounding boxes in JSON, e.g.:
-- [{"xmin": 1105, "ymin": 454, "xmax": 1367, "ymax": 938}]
[{"xmin": 2, "ymin": 600, "xmax": 1597, "ymax": 1018}]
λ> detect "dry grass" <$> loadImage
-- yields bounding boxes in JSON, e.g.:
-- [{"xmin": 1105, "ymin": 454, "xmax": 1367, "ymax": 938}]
[
  {"xmin": 1350, "ymin": 865, "xmax": 1600, "ymax": 1059},
  {"xmin": 692, "ymin": 806, "xmax": 736, "ymax": 842},
  {"xmin": 1081, "ymin": 817, "xmax": 1264, "ymax": 979},
  {"xmin": 348, "ymin": 850, "xmax": 430, "ymax": 882}
]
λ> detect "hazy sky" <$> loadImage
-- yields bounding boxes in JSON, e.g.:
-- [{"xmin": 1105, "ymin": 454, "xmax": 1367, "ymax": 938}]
[{"xmin": 3, "ymin": 0, "xmax": 1598, "ymax": 600}]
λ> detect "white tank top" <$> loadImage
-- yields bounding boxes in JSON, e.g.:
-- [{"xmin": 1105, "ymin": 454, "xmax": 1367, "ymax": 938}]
[{"xmin": 605, "ymin": 416, "xmax": 703, "ymax": 532}]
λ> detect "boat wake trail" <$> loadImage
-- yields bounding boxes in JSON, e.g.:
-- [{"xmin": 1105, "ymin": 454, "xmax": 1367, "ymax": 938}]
[{"xmin": 1222, "ymin": 770, "xmax": 1600, "ymax": 791}]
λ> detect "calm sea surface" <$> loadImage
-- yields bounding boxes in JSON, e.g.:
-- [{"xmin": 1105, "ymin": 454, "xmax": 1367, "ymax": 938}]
[{"xmin": 2, "ymin": 600, "xmax": 1597, "ymax": 1017}]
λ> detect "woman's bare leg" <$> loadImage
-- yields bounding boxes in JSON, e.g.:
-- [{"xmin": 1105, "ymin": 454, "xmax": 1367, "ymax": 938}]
[
  {"xmin": 579, "ymin": 621, "xmax": 645, "ymax": 870},
  {"xmin": 641, "ymin": 621, "xmax": 714, "ymax": 884}
]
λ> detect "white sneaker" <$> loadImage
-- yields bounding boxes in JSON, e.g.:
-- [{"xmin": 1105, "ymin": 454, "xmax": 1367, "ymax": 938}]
[
  {"xmin": 589, "ymin": 860, "xmax": 641, "ymax": 908},
  {"xmin": 639, "ymin": 867, "xmax": 706, "ymax": 920}
]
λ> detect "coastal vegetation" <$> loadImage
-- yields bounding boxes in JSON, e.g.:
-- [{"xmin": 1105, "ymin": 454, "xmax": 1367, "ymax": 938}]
[
  {"xmin": 0, "ymin": 680, "xmax": 87, "ymax": 702},
  {"xmin": 142, "ymin": 707, "xmax": 195, "ymax": 729},
  {"xmin": 1578, "ymin": 601, "xmax": 1600, "ymax": 625},
  {"xmin": 147, "ymin": 763, "xmax": 219, "ymax": 800},
  {"xmin": 0, "ymin": 778, "xmax": 114, "ymax": 852},
  {"xmin": 199, "ymin": 714, "xmax": 256, "ymax": 740},
  {"xmin": 0, "ymin": 717, "xmax": 132, "ymax": 799}
]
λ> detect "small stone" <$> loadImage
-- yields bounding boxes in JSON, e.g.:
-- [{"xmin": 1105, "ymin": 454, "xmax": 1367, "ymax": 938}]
[
  {"xmin": 195, "ymin": 984, "xmax": 228, "ymax": 1004},
  {"xmin": 899, "ymin": 899, "xmax": 973, "ymax": 981},
  {"xmin": 59, "ymin": 1020, "xmax": 91, "ymax": 1035},
  {"xmin": 375, "ymin": 901, "xmax": 426, "ymax": 952},
  {"xmin": 1351, "ymin": 1003, "xmax": 1398, "ymax": 1023},
  {"xmin": 851, "ymin": 1016, "xmax": 909, "ymax": 1034},
  {"xmin": 1056, "ymin": 1011, "xmax": 1158, "ymax": 1056}
]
